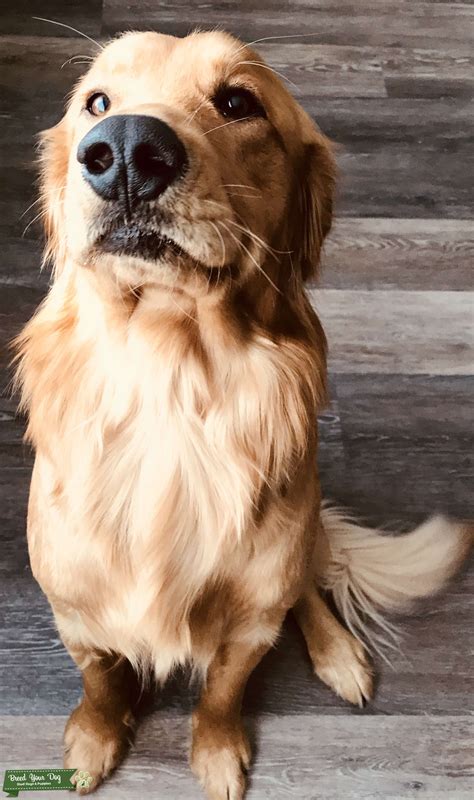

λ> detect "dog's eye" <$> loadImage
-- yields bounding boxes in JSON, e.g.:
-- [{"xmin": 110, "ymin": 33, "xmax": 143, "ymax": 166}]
[
  {"xmin": 86, "ymin": 92, "xmax": 111, "ymax": 116},
  {"xmin": 213, "ymin": 87, "xmax": 265, "ymax": 120}
]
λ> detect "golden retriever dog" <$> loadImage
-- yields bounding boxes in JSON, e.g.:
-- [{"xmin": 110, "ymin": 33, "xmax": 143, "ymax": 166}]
[{"xmin": 14, "ymin": 30, "xmax": 471, "ymax": 799}]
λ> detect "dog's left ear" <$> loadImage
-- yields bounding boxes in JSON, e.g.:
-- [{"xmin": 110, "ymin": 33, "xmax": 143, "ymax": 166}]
[
  {"xmin": 291, "ymin": 132, "xmax": 336, "ymax": 282},
  {"xmin": 38, "ymin": 121, "xmax": 69, "ymax": 275}
]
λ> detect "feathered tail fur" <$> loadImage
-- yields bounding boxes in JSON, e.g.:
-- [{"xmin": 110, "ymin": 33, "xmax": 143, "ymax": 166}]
[{"xmin": 317, "ymin": 506, "xmax": 473, "ymax": 659}]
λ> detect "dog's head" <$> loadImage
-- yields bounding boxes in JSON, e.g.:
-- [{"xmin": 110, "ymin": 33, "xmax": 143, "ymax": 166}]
[{"xmin": 40, "ymin": 31, "xmax": 335, "ymax": 297}]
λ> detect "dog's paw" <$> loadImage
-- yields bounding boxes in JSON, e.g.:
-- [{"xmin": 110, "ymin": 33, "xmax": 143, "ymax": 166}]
[
  {"xmin": 312, "ymin": 632, "xmax": 373, "ymax": 707},
  {"xmin": 64, "ymin": 704, "xmax": 133, "ymax": 794},
  {"xmin": 191, "ymin": 712, "xmax": 251, "ymax": 800}
]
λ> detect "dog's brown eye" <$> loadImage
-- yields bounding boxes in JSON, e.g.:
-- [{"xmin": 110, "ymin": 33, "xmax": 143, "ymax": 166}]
[
  {"xmin": 213, "ymin": 87, "xmax": 265, "ymax": 121},
  {"xmin": 86, "ymin": 92, "xmax": 111, "ymax": 116}
]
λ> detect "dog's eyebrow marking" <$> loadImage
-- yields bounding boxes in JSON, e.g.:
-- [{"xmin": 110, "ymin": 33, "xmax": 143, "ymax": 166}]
[{"xmin": 32, "ymin": 16, "xmax": 104, "ymax": 51}]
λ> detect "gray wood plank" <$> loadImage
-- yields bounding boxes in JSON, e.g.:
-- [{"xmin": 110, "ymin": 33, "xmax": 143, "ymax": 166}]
[
  {"xmin": 307, "ymin": 96, "xmax": 473, "ymax": 147},
  {"xmin": 0, "ymin": 1, "xmax": 103, "ymax": 37},
  {"xmin": 311, "ymin": 97, "xmax": 474, "ymax": 218},
  {"xmin": 2, "ymin": 714, "xmax": 473, "ymax": 799},
  {"xmin": 335, "ymin": 374, "xmax": 474, "ymax": 439},
  {"xmin": 382, "ymin": 47, "xmax": 474, "ymax": 98},
  {"xmin": 327, "ymin": 433, "xmax": 473, "ymax": 520},
  {"xmin": 310, "ymin": 289, "xmax": 474, "ymax": 375},
  {"xmin": 0, "ymin": 286, "xmax": 44, "ymax": 393},
  {"xmin": 0, "ymin": 36, "xmax": 97, "ymax": 116},
  {"xmin": 0, "ymin": 239, "xmax": 46, "ymax": 289},
  {"xmin": 318, "ymin": 218, "xmax": 474, "ymax": 291},
  {"xmin": 258, "ymin": 44, "xmax": 474, "ymax": 100},
  {"xmin": 321, "ymin": 373, "xmax": 474, "ymax": 520},
  {"xmin": 256, "ymin": 43, "xmax": 386, "ymax": 98},
  {"xmin": 331, "ymin": 373, "xmax": 474, "ymax": 521},
  {"xmin": 102, "ymin": 1, "xmax": 474, "ymax": 54}
]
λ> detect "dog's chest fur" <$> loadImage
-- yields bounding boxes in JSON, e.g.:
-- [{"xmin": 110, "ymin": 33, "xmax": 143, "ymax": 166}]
[{"xmin": 20, "ymin": 275, "xmax": 319, "ymax": 676}]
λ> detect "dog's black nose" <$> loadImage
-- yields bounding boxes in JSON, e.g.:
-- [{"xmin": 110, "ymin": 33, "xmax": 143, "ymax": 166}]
[{"xmin": 77, "ymin": 114, "xmax": 188, "ymax": 209}]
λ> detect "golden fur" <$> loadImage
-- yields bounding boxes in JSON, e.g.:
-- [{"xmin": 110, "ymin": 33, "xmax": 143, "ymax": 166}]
[{"xmin": 14, "ymin": 30, "xmax": 472, "ymax": 799}]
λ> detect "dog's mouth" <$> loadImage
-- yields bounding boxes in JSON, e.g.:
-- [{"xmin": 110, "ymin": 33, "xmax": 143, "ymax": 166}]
[
  {"xmin": 97, "ymin": 223, "xmax": 186, "ymax": 263},
  {"xmin": 94, "ymin": 221, "xmax": 237, "ymax": 285}
]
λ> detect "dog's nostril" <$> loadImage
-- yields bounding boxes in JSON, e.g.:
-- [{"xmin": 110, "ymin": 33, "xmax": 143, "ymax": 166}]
[
  {"xmin": 134, "ymin": 143, "xmax": 174, "ymax": 180},
  {"xmin": 85, "ymin": 142, "xmax": 114, "ymax": 175}
]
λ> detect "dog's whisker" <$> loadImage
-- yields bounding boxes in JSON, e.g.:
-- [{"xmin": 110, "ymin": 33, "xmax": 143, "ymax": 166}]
[
  {"xmin": 167, "ymin": 266, "xmax": 199, "ymax": 323},
  {"xmin": 208, "ymin": 221, "xmax": 227, "ymax": 268},
  {"xmin": 203, "ymin": 203, "xmax": 279, "ymax": 261},
  {"xmin": 20, "ymin": 185, "xmax": 66, "ymax": 222},
  {"xmin": 226, "ymin": 192, "xmax": 262, "ymax": 199},
  {"xmin": 226, "ymin": 218, "xmax": 292, "ymax": 258},
  {"xmin": 20, "ymin": 197, "xmax": 43, "ymax": 221},
  {"xmin": 201, "ymin": 198, "xmax": 229, "ymax": 214},
  {"xmin": 22, "ymin": 209, "xmax": 48, "ymax": 237},
  {"xmin": 288, "ymin": 251, "xmax": 297, "ymax": 284},
  {"xmin": 186, "ymin": 96, "xmax": 210, "ymax": 124},
  {"xmin": 220, "ymin": 184, "xmax": 261, "ymax": 194},
  {"xmin": 235, "ymin": 60, "xmax": 300, "ymax": 94},
  {"xmin": 219, "ymin": 221, "xmax": 282, "ymax": 295},
  {"xmin": 169, "ymin": 294, "xmax": 198, "ymax": 324},
  {"xmin": 60, "ymin": 54, "xmax": 95, "ymax": 69},
  {"xmin": 232, "ymin": 31, "xmax": 322, "ymax": 59},
  {"xmin": 203, "ymin": 117, "xmax": 252, "ymax": 136},
  {"xmin": 32, "ymin": 16, "xmax": 104, "ymax": 50},
  {"xmin": 225, "ymin": 219, "xmax": 279, "ymax": 260}
]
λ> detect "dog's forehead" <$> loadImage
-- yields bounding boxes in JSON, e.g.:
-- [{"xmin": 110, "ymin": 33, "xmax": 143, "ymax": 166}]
[{"xmin": 90, "ymin": 30, "xmax": 243, "ymax": 90}]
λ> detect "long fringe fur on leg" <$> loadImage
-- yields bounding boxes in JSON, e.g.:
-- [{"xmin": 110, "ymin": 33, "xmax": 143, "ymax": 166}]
[{"xmin": 317, "ymin": 505, "xmax": 473, "ymax": 660}]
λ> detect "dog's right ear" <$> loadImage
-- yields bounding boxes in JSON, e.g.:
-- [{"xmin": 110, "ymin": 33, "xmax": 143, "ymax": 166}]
[{"xmin": 38, "ymin": 121, "xmax": 69, "ymax": 275}]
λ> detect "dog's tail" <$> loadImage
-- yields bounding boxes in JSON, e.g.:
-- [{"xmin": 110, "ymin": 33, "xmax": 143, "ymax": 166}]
[{"xmin": 316, "ymin": 506, "xmax": 473, "ymax": 659}]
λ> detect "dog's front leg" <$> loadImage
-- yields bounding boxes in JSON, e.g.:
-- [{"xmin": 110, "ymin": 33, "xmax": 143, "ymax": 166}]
[
  {"xmin": 62, "ymin": 643, "xmax": 140, "ymax": 794},
  {"xmin": 191, "ymin": 632, "xmax": 279, "ymax": 800}
]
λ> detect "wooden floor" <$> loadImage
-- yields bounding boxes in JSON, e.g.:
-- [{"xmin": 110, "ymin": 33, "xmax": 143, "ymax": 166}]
[{"xmin": 1, "ymin": 2, "xmax": 473, "ymax": 798}]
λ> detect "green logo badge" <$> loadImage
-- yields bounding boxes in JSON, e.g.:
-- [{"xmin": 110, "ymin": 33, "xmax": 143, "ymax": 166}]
[{"xmin": 2, "ymin": 769, "xmax": 79, "ymax": 796}]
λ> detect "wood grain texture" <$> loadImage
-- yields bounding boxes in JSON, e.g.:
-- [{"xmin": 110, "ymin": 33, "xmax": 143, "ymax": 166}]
[
  {"xmin": 102, "ymin": 0, "xmax": 474, "ymax": 53},
  {"xmin": 321, "ymin": 374, "xmax": 474, "ymax": 520},
  {"xmin": 318, "ymin": 218, "xmax": 474, "ymax": 291},
  {"xmin": 0, "ymin": 0, "xmax": 103, "ymax": 37},
  {"xmin": 311, "ymin": 97, "xmax": 474, "ymax": 218},
  {"xmin": 0, "ymin": 239, "xmax": 46, "ymax": 289},
  {"xmin": 0, "ymin": 35, "xmax": 97, "ymax": 116},
  {"xmin": 310, "ymin": 289, "xmax": 474, "ymax": 375},
  {"xmin": 2, "ymin": 714, "xmax": 473, "ymax": 799},
  {"xmin": 256, "ymin": 43, "xmax": 386, "ymax": 98},
  {"xmin": 258, "ymin": 43, "xmax": 474, "ymax": 100},
  {"xmin": 382, "ymin": 47, "xmax": 474, "ymax": 98}
]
